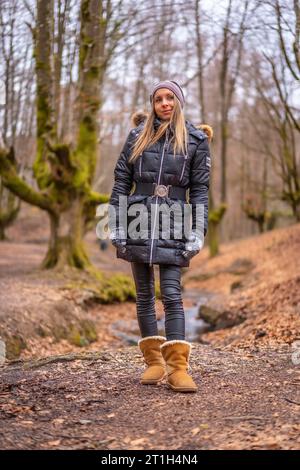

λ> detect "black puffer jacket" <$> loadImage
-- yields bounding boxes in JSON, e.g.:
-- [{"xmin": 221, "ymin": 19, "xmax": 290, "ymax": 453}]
[{"xmin": 109, "ymin": 114, "xmax": 211, "ymax": 267}]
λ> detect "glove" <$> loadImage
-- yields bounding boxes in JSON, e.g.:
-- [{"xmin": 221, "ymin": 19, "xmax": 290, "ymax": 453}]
[
  {"xmin": 182, "ymin": 231, "xmax": 204, "ymax": 259},
  {"xmin": 109, "ymin": 227, "xmax": 127, "ymax": 253}
]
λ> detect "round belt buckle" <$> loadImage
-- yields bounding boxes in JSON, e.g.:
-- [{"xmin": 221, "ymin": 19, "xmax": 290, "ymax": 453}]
[{"xmin": 155, "ymin": 184, "xmax": 169, "ymax": 197}]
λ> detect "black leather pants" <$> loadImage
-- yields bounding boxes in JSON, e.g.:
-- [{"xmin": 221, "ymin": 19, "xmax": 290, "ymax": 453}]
[{"xmin": 130, "ymin": 262, "xmax": 185, "ymax": 340}]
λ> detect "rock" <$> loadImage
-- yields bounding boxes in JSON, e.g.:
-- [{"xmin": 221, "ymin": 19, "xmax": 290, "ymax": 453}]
[
  {"xmin": 198, "ymin": 301, "xmax": 246, "ymax": 330},
  {"xmin": 225, "ymin": 258, "xmax": 255, "ymax": 275},
  {"xmin": 230, "ymin": 281, "xmax": 243, "ymax": 292},
  {"xmin": 255, "ymin": 329, "xmax": 267, "ymax": 339}
]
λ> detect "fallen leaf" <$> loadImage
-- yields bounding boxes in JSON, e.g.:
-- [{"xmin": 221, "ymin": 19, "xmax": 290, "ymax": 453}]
[
  {"xmin": 47, "ymin": 440, "xmax": 61, "ymax": 446},
  {"xmin": 131, "ymin": 438, "xmax": 146, "ymax": 445},
  {"xmin": 200, "ymin": 424, "xmax": 209, "ymax": 429},
  {"xmin": 52, "ymin": 418, "xmax": 64, "ymax": 425}
]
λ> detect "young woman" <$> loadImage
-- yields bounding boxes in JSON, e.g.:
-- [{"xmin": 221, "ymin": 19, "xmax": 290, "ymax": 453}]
[{"xmin": 109, "ymin": 80, "xmax": 212, "ymax": 393}]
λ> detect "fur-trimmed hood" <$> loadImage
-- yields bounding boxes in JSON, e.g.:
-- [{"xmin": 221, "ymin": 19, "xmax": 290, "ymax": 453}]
[{"xmin": 131, "ymin": 110, "xmax": 213, "ymax": 143}]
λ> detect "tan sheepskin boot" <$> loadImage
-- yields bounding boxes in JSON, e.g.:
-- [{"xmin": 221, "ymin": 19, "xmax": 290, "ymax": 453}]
[
  {"xmin": 138, "ymin": 336, "xmax": 167, "ymax": 384},
  {"xmin": 160, "ymin": 340, "xmax": 198, "ymax": 392}
]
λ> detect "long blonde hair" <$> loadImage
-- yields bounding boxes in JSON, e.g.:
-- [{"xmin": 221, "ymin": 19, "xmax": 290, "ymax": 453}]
[{"xmin": 128, "ymin": 96, "xmax": 188, "ymax": 163}]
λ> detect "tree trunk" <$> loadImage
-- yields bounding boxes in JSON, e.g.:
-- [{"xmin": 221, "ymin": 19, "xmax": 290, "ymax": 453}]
[
  {"xmin": 209, "ymin": 221, "xmax": 219, "ymax": 257},
  {"xmin": 43, "ymin": 198, "xmax": 90, "ymax": 269}
]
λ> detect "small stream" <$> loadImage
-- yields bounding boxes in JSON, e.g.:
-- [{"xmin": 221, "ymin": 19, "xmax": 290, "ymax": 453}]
[{"xmin": 110, "ymin": 289, "xmax": 215, "ymax": 345}]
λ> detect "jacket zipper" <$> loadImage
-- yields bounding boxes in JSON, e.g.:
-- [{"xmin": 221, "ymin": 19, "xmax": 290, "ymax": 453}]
[
  {"xmin": 149, "ymin": 128, "xmax": 170, "ymax": 267},
  {"xmin": 139, "ymin": 154, "xmax": 142, "ymax": 177},
  {"xmin": 179, "ymin": 153, "xmax": 188, "ymax": 183}
]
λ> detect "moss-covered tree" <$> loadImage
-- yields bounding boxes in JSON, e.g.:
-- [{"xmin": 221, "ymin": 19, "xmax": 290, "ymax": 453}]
[
  {"xmin": 0, "ymin": 0, "xmax": 110, "ymax": 270},
  {"xmin": 208, "ymin": 194, "xmax": 227, "ymax": 257},
  {"xmin": 0, "ymin": 178, "xmax": 20, "ymax": 240}
]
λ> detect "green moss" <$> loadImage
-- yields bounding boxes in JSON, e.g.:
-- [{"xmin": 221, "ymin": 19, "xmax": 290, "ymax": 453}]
[
  {"xmin": 81, "ymin": 319, "xmax": 97, "ymax": 342},
  {"xmin": 99, "ymin": 18, "xmax": 108, "ymax": 27},
  {"xmin": 33, "ymin": 146, "xmax": 52, "ymax": 189},
  {"xmin": 63, "ymin": 269, "xmax": 137, "ymax": 304},
  {"xmin": 0, "ymin": 149, "xmax": 54, "ymax": 212},
  {"xmin": 67, "ymin": 320, "xmax": 97, "ymax": 347},
  {"xmin": 209, "ymin": 203, "xmax": 227, "ymax": 224},
  {"xmin": 70, "ymin": 241, "xmax": 91, "ymax": 270},
  {"xmin": 42, "ymin": 232, "xmax": 92, "ymax": 271},
  {"xmin": 5, "ymin": 335, "xmax": 27, "ymax": 360},
  {"xmin": 99, "ymin": 273, "xmax": 136, "ymax": 303},
  {"xmin": 68, "ymin": 327, "xmax": 89, "ymax": 347},
  {"xmin": 50, "ymin": 318, "xmax": 97, "ymax": 347},
  {"xmin": 72, "ymin": 120, "xmax": 97, "ymax": 190},
  {"xmin": 33, "ymin": 87, "xmax": 57, "ymax": 190}
]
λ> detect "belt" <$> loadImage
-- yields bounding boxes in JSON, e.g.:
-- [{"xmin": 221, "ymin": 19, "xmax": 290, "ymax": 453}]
[{"xmin": 133, "ymin": 182, "xmax": 187, "ymax": 201}]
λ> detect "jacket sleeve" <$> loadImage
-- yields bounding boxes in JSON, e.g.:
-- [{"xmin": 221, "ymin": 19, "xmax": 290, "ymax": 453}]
[
  {"xmin": 189, "ymin": 137, "xmax": 211, "ymax": 238},
  {"xmin": 108, "ymin": 130, "xmax": 135, "ymax": 232}
]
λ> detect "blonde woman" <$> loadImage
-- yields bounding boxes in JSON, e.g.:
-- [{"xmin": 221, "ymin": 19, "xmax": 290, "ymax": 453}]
[{"xmin": 109, "ymin": 80, "xmax": 212, "ymax": 393}]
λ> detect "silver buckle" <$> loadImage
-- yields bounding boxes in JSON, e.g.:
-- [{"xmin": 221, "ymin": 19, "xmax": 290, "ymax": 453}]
[{"xmin": 154, "ymin": 184, "xmax": 169, "ymax": 197}]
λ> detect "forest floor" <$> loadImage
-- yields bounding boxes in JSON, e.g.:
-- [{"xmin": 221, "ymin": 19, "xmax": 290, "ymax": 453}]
[
  {"xmin": 0, "ymin": 344, "xmax": 299, "ymax": 450},
  {"xmin": 0, "ymin": 204, "xmax": 299, "ymax": 449}
]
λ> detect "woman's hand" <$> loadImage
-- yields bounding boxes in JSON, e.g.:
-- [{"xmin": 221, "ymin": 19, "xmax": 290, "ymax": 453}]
[
  {"xmin": 182, "ymin": 231, "xmax": 204, "ymax": 259},
  {"xmin": 109, "ymin": 227, "xmax": 127, "ymax": 252}
]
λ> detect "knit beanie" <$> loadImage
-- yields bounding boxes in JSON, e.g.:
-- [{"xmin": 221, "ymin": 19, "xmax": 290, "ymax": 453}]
[{"xmin": 149, "ymin": 80, "xmax": 185, "ymax": 108}]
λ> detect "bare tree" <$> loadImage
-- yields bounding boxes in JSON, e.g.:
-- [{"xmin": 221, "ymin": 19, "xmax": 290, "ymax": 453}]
[
  {"xmin": 0, "ymin": 0, "xmax": 27, "ymax": 238},
  {"xmin": 254, "ymin": 69, "xmax": 300, "ymax": 221},
  {"xmin": 239, "ymin": 1, "xmax": 300, "ymax": 223}
]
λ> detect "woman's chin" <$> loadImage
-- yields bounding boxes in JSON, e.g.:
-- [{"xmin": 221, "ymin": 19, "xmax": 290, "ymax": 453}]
[{"xmin": 160, "ymin": 115, "xmax": 171, "ymax": 121}]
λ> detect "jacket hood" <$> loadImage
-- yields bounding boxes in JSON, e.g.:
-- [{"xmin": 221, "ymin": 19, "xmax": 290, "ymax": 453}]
[{"xmin": 130, "ymin": 110, "xmax": 213, "ymax": 143}]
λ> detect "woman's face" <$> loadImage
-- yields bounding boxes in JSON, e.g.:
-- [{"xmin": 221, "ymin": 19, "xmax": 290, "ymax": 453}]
[{"xmin": 153, "ymin": 88, "xmax": 174, "ymax": 121}]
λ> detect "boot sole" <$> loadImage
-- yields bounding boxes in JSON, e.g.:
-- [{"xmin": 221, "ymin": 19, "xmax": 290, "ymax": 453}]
[
  {"xmin": 167, "ymin": 383, "xmax": 197, "ymax": 392},
  {"xmin": 140, "ymin": 373, "xmax": 167, "ymax": 385}
]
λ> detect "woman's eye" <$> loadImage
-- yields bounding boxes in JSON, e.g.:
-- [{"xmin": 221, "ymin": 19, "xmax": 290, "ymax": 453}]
[{"xmin": 156, "ymin": 95, "xmax": 174, "ymax": 102}]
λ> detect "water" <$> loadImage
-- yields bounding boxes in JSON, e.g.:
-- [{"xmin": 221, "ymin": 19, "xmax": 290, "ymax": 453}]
[{"xmin": 110, "ymin": 289, "xmax": 214, "ymax": 345}]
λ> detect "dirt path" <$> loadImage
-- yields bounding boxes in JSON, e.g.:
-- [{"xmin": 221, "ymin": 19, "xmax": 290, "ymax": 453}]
[{"xmin": 0, "ymin": 344, "xmax": 299, "ymax": 450}]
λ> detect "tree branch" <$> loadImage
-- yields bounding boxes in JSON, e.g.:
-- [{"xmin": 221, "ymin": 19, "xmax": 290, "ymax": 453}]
[{"xmin": 0, "ymin": 147, "xmax": 55, "ymax": 213}]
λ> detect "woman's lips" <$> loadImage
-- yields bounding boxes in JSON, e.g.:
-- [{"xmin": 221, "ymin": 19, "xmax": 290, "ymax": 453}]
[{"xmin": 163, "ymin": 110, "xmax": 171, "ymax": 113}]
